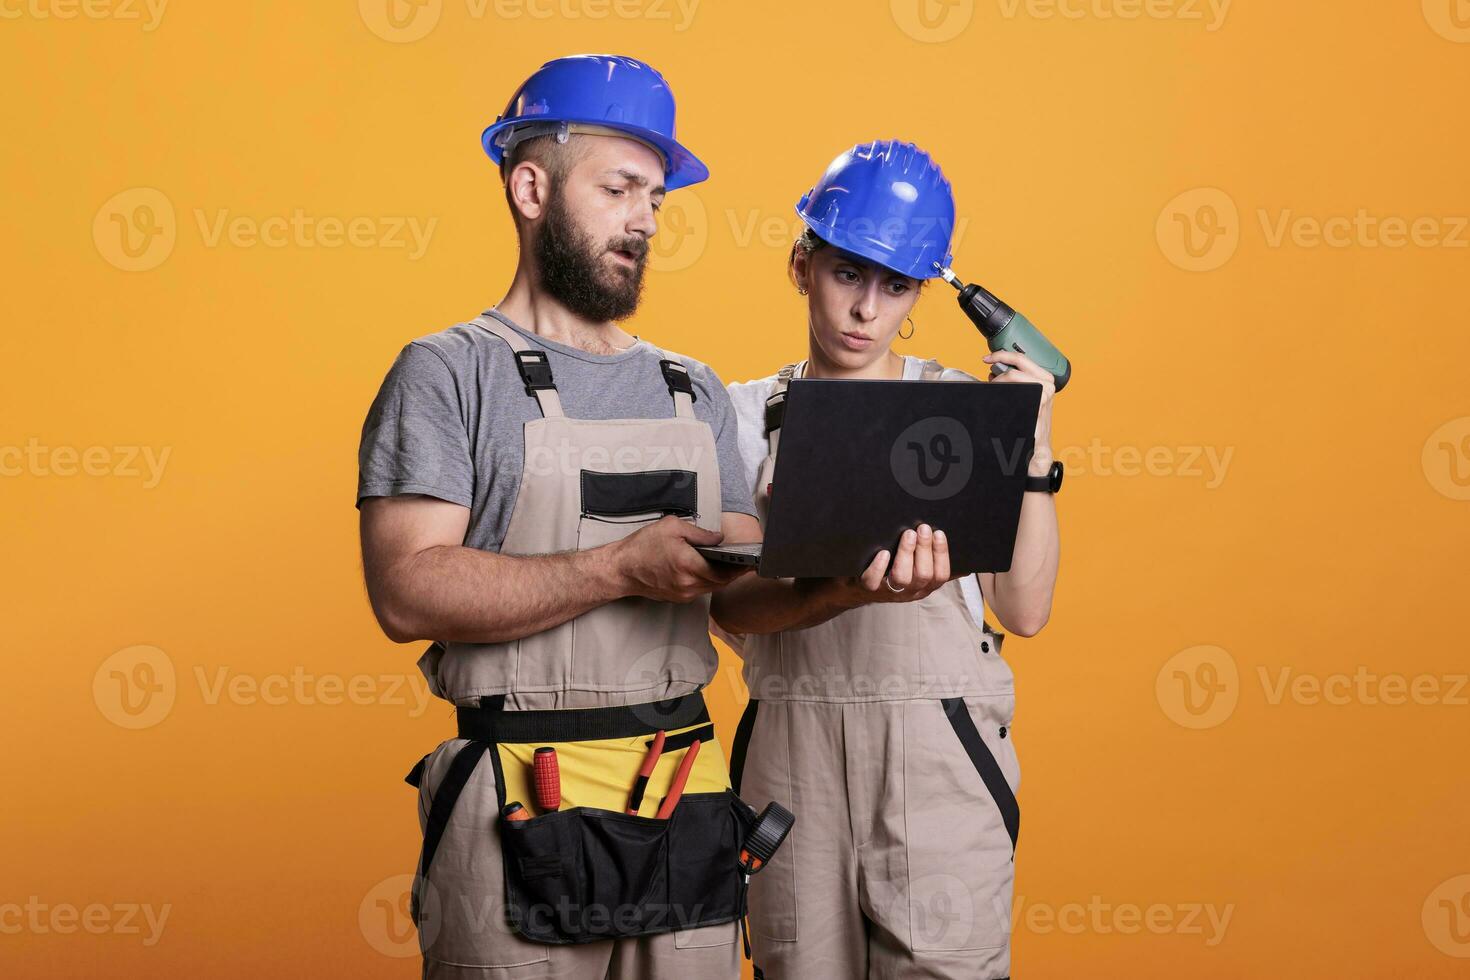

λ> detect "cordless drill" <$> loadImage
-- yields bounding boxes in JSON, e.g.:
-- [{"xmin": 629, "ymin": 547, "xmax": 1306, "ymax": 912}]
[{"xmin": 936, "ymin": 266, "xmax": 1071, "ymax": 392}]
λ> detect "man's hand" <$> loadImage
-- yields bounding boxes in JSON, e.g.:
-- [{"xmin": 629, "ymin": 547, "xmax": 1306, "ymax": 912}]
[{"xmin": 613, "ymin": 516, "xmax": 752, "ymax": 603}]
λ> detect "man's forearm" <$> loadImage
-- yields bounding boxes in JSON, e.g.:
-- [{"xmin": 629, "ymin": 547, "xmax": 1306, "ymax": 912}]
[
  {"xmin": 373, "ymin": 543, "xmax": 629, "ymax": 644},
  {"xmin": 710, "ymin": 574, "xmax": 854, "ymax": 636}
]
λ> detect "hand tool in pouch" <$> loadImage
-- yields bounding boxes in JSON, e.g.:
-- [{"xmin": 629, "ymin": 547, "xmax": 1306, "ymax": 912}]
[
  {"xmin": 626, "ymin": 730, "xmax": 666, "ymax": 815},
  {"xmin": 655, "ymin": 738, "xmax": 701, "ymax": 819},
  {"xmin": 533, "ymin": 747, "xmax": 561, "ymax": 812}
]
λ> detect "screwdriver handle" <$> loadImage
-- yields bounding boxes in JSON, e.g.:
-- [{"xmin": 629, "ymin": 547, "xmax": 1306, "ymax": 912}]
[
  {"xmin": 533, "ymin": 747, "xmax": 561, "ymax": 812},
  {"xmin": 655, "ymin": 739, "xmax": 701, "ymax": 820}
]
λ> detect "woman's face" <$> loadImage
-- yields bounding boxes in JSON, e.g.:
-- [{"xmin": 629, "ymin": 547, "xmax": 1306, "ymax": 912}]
[{"xmin": 794, "ymin": 244, "xmax": 921, "ymax": 371}]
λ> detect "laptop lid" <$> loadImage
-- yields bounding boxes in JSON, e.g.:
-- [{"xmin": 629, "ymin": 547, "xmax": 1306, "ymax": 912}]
[{"xmin": 758, "ymin": 378, "xmax": 1043, "ymax": 578}]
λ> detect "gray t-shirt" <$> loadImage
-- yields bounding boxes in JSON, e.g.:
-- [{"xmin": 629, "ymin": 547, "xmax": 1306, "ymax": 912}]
[{"xmin": 357, "ymin": 311, "xmax": 757, "ymax": 552}]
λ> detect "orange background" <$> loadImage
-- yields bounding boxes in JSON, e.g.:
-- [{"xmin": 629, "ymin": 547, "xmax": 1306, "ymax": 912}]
[{"xmin": 3, "ymin": 1, "xmax": 1469, "ymax": 976}]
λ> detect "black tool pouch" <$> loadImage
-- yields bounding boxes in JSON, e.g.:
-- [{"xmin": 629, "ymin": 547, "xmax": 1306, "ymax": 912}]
[
  {"xmin": 407, "ymin": 693, "xmax": 792, "ymax": 950},
  {"xmin": 499, "ymin": 789, "xmax": 756, "ymax": 944}
]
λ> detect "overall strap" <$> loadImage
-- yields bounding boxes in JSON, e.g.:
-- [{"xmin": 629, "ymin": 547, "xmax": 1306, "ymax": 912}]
[
  {"xmin": 762, "ymin": 360, "xmax": 804, "ymax": 458},
  {"xmin": 650, "ymin": 347, "xmax": 698, "ymax": 420},
  {"xmin": 918, "ymin": 358, "xmax": 947, "ymax": 382},
  {"xmin": 407, "ymin": 693, "xmax": 509, "ymax": 923},
  {"xmin": 470, "ymin": 312, "xmax": 565, "ymax": 418}
]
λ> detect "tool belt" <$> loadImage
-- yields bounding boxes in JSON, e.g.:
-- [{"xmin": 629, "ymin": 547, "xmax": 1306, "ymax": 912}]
[{"xmin": 406, "ymin": 692, "xmax": 792, "ymax": 948}]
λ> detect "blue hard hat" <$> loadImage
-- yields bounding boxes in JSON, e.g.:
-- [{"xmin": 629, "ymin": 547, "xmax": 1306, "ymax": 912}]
[
  {"xmin": 795, "ymin": 140, "xmax": 955, "ymax": 279},
  {"xmin": 482, "ymin": 54, "xmax": 708, "ymax": 191}
]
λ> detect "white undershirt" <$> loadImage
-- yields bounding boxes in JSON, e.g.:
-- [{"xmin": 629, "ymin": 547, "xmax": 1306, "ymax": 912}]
[{"xmin": 716, "ymin": 355, "xmax": 990, "ymax": 653}]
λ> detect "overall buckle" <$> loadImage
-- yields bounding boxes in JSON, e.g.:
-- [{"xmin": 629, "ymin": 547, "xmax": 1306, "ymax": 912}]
[
  {"xmin": 514, "ymin": 349, "xmax": 555, "ymax": 395},
  {"xmin": 659, "ymin": 359, "xmax": 697, "ymax": 402},
  {"xmin": 763, "ymin": 392, "xmax": 786, "ymax": 435}
]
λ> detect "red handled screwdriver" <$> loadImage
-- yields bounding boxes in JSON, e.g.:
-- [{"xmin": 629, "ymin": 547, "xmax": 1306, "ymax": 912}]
[{"xmin": 533, "ymin": 747, "xmax": 561, "ymax": 812}]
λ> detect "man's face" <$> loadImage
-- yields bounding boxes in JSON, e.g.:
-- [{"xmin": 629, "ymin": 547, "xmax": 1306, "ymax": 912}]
[{"xmin": 533, "ymin": 135, "xmax": 666, "ymax": 324}]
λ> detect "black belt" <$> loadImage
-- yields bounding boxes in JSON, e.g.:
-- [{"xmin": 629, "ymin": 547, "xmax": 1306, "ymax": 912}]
[{"xmin": 455, "ymin": 692, "xmax": 710, "ymax": 744}]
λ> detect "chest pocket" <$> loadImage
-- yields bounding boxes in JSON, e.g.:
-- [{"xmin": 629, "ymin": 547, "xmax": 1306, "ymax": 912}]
[
  {"xmin": 581, "ymin": 469, "xmax": 698, "ymax": 520},
  {"xmin": 573, "ymin": 468, "xmax": 709, "ymax": 692},
  {"xmin": 577, "ymin": 469, "xmax": 700, "ymax": 550}
]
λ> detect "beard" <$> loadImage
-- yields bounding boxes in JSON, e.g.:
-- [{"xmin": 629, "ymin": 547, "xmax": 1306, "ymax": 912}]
[{"xmin": 534, "ymin": 190, "xmax": 649, "ymax": 323}]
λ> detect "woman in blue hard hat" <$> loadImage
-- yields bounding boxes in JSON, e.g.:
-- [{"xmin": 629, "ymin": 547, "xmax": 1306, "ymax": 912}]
[{"xmin": 711, "ymin": 140, "xmax": 1061, "ymax": 979}]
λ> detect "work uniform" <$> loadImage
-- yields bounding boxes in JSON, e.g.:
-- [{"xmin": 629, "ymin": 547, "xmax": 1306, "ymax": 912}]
[
  {"xmin": 721, "ymin": 357, "xmax": 1021, "ymax": 980},
  {"xmin": 359, "ymin": 311, "xmax": 752, "ymax": 979}
]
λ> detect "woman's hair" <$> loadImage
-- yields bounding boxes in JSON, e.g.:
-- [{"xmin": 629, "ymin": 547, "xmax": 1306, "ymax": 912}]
[
  {"xmin": 787, "ymin": 227, "xmax": 926, "ymax": 293},
  {"xmin": 787, "ymin": 227, "xmax": 828, "ymax": 290}
]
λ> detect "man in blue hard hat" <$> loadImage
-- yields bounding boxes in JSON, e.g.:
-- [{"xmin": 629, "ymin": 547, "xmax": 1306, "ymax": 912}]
[{"xmin": 356, "ymin": 54, "xmax": 766, "ymax": 979}]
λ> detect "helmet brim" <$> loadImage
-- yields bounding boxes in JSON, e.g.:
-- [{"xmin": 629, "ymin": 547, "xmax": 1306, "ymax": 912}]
[
  {"xmin": 795, "ymin": 209, "xmax": 950, "ymax": 280},
  {"xmin": 482, "ymin": 118, "xmax": 709, "ymax": 191}
]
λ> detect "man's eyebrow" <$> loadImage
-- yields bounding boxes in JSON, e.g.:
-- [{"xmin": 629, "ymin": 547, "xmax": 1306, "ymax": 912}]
[{"xmin": 602, "ymin": 168, "xmax": 666, "ymax": 195}]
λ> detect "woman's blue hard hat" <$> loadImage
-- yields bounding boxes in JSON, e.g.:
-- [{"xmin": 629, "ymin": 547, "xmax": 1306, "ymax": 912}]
[{"xmin": 795, "ymin": 140, "xmax": 956, "ymax": 280}]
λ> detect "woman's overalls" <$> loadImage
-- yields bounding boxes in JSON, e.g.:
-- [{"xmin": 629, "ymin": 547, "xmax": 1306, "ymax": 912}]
[{"xmin": 732, "ymin": 359, "xmax": 1021, "ymax": 980}]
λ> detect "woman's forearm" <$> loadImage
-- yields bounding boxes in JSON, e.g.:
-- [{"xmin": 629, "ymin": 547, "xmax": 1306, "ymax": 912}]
[
  {"xmin": 710, "ymin": 574, "xmax": 857, "ymax": 636},
  {"xmin": 989, "ymin": 451, "xmax": 1060, "ymax": 635}
]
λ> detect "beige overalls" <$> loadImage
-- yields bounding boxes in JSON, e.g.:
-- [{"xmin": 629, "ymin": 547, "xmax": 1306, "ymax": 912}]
[
  {"xmin": 731, "ymin": 359, "xmax": 1021, "ymax": 980},
  {"xmin": 407, "ymin": 313, "xmax": 741, "ymax": 979}
]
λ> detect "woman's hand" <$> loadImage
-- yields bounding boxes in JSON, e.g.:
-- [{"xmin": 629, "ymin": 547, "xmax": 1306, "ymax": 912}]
[
  {"xmin": 985, "ymin": 350, "xmax": 1056, "ymax": 475},
  {"xmin": 826, "ymin": 523, "xmax": 952, "ymax": 607}
]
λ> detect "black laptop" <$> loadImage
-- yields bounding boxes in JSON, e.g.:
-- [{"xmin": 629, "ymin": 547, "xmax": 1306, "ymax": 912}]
[{"xmin": 699, "ymin": 377, "xmax": 1043, "ymax": 578}]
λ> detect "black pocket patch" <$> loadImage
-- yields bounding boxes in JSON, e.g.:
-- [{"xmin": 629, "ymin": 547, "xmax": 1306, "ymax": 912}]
[
  {"xmin": 580, "ymin": 469, "xmax": 698, "ymax": 518},
  {"xmin": 518, "ymin": 854, "xmax": 565, "ymax": 880}
]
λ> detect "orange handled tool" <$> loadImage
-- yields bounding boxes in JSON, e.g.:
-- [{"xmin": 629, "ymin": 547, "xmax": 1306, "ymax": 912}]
[
  {"xmin": 626, "ymin": 730, "xmax": 666, "ymax": 815},
  {"xmin": 533, "ymin": 747, "xmax": 561, "ymax": 812},
  {"xmin": 738, "ymin": 802, "xmax": 796, "ymax": 876},
  {"xmin": 655, "ymin": 739, "xmax": 701, "ymax": 820}
]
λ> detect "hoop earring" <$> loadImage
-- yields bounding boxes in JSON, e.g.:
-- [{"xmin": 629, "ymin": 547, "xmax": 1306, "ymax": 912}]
[{"xmin": 899, "ymin": 316, "xmax": 916, "ymax": 340}]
